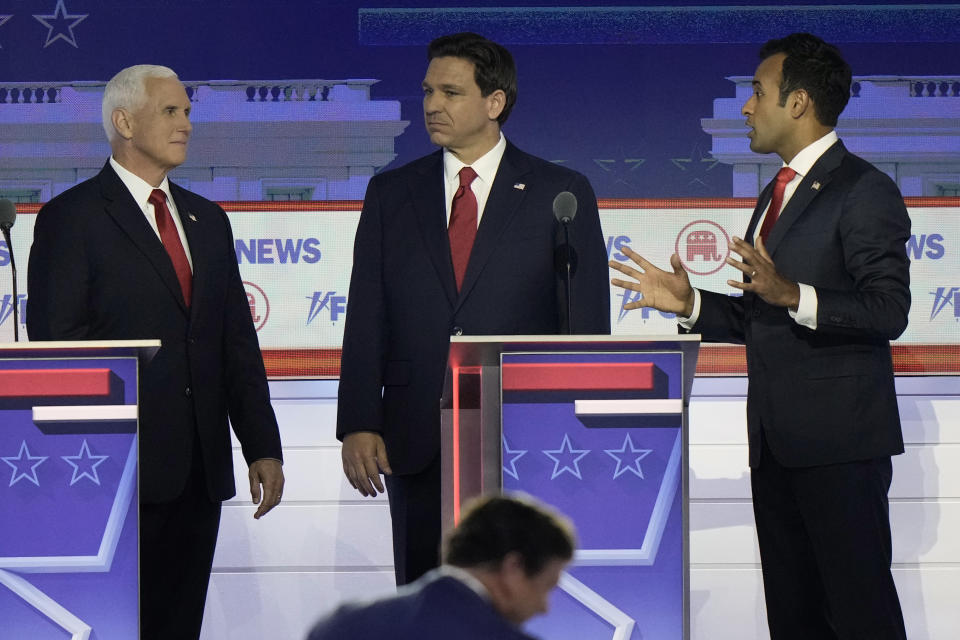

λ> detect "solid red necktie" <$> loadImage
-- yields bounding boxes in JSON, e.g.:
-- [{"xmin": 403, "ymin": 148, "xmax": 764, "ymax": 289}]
[
  {"xmin": 758, "ymin": 166, "xmax": 797, "ymax": 243},
  {"xmin": 149, "ymin": 189, "xmax": 192, "ymax": 306},
  {"xmin": 448, "ymin": 166, "xmax": 478, "ymax": 291}
]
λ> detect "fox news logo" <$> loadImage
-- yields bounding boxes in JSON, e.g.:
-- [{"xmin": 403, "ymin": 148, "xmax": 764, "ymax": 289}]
[
  {"xmin": 235, "ymin": 238, "xmax": 322, "ymax": 264},
  {"xmin": 606, "ymin": 235, "xmax": 633, "ymax": 262},
  {"xmin": 243, "ymin": 281, "xmax": 270, "ymax": 331},
  {"xmin": 616, "ymin": 290, "xmax": 677, "ymax": 324},
  {"xmin": 307, "ymin": 292, "xmax": 346, "ymax": 324},
  {"xmin": 930, "ymin": 287, "xmax": 960, "ymax": 321},
  {"xmin": 906, "ymin": 233, "xmax": 944, "ymax": 261},
  {"xmin": 0, "ymin": 294, "xmax": 26, "ymax": 326}
]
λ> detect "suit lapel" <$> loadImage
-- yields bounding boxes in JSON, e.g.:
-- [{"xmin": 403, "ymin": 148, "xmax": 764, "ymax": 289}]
[
  {"xmin": 98, "ymin": 163, "xmax": 189, "ymax": 314},
  {"xmin": 456, "ymin": 143, "xmax": 531, "ymax": 305},
  {"xmin": 764, "ymin": 141, "xmax": 845, "ymax": 254},
  {"xmin": 409, "ymin": 152, "xmax": 459, "ymax": 308}
]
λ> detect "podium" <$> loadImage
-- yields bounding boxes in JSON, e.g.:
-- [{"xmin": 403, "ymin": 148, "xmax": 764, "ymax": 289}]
[
  {"xmin": 0, "ymin": 340, "xmax": 159, "ymax": 640},
  {"xmin": 441, "ymin": 335, "xmax": 699, "ymax": 640}
]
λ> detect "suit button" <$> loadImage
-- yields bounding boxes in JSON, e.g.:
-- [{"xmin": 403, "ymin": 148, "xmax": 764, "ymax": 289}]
[
  {"xmin": 752, "ymin": 308, "xmax": 760, "ymax": 317},
  {"xmin": 452, "ymin": 326, "xmax": 463, "ymax": 336},
  {"xmin": 185, "ymin": 386, "xmax": 192, "ymax": 397},
  {"xmin": 188, "ymin": 337, "xmax": 197, "ymax": 344}
]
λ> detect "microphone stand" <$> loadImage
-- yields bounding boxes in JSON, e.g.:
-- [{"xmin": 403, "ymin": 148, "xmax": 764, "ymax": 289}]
[{"xmin": 561, "ymin": 221, "xmax": 572, "ymax": 335}]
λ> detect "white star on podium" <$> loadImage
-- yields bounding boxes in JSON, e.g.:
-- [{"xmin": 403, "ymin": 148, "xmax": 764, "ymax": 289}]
[
  {"xmin": 2, "ymin": 441, "xmax": 48, "ymax": 487},
  {"xmin": 543, "ymin": 433, "xmax": 590, "ymax": 480},
  {"xmin": 502, "ymin": 436, "xmax": 527, "ymax": 480},
  {"xmin": 62, "ymin": 439, "xmax": 109, "ymax": 486},
  {"xmin": 605, "ymin": 434, "xmax": 653, "ymax": 479}
]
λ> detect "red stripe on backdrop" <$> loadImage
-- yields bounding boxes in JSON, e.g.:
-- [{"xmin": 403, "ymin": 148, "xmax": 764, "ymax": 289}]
[{"xmin": 260, "ymin": 345, "xmax": 960, "ymax": 379}]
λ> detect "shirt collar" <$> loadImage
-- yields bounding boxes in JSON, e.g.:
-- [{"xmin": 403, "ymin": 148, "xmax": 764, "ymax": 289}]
[
  {"xmin": 443, "ymin": 132, "xmax": 506, "ymax": 186},
  {"xmin": 437, "ymin": 565, "xmax": 491, "ymax": 601},
  {"xmin": 785, "ymin": 130, "xmax": 838, "ymax": 178},
  {"xmin": 109, "ymin": 156, "xmax": 172, "ymax": 209}
]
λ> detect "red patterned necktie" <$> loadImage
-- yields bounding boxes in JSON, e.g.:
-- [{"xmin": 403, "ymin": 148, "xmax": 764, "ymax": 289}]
[
  {"xmin": 758, "ymin": 166, "xmax": 797, "ymax": 243},
  {"xmin": 448, "ymin": 166, "xmax": 478, "ymax": 291},
  {"xmin": 148, "ymin": 189, "xmax": 192, "ymax": 306}
]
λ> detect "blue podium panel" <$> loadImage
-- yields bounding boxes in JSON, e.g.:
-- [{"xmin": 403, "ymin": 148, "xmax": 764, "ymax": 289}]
[
  {"xmin": 0, "ymin": 349, "xmax": 143, "ymax": 639},
  {"xmin": 501, "ymin": 351, "xmax": 685, "ymax": 640}
]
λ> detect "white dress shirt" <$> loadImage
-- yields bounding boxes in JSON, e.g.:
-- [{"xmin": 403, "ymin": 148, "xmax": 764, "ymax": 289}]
[
  {"xmin": 109, "ymin": 156, "xmax": 194, "ymax": 271},
  {"xmin": 680, "ymin": 130, "xmax": 839, "ymax": 331},
  {"xmin": 443, "ymin": 133, "xmax": 507, "ymax": 227}
]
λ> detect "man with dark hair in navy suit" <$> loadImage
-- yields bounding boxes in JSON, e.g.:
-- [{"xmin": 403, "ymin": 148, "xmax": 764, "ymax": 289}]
[
  {"xmin": 610, "ymin": 33, "xmax": 909, "ymax": 639},
  {"xmin": 307, "ymin": 494, "xmax": 575, "ymax": 640},
  {"xmin": 337, "ymin": 32, "xmax": 610, "ymax": 586}
]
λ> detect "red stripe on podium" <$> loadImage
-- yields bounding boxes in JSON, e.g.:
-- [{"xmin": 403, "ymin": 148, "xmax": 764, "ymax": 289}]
[
  {"xmin": 501, "ymin": 362, "xmax": 656, "ymax": 391},
  {"xmin": 0, "ymin": 369, "xmax": 114, "ymax": 398}
]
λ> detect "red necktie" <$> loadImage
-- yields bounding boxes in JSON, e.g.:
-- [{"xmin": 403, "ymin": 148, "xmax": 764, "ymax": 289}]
[
  {"xmin": 448, "ymin": 166, "xmax": 478, "ymax": 291},
  {"xmin": 758, "ymin": 166, "xmax": 797, "ymax": 243},
  {"xmin": 149, "ymin": 189, "xmax": 192, "ymax": 306}
]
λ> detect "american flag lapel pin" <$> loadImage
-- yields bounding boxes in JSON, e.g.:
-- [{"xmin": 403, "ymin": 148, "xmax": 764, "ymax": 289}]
[{"xmin": 513, "ymin": 183, "xmax": 525, "ymax": 190}]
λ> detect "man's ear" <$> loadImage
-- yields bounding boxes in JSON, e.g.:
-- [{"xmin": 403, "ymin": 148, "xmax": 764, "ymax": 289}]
[
  {"xmin": 486, "ymin": 89, "xmax": 506, "ymax": 122},
  {"xmin": 789, "ymin": 89, "xmax": 812, "ymax": 120},
  {"xmin": 111, "ymin": 108, "xmax": 134, "ymax": 140},
  {"xmin": 499, "ymin": 551, "xmax": 526, "ymax": 588}
]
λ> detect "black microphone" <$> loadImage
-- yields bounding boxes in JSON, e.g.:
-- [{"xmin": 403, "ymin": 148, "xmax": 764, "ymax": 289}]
[
  {"xmin": 0, "ymin": 198, "xmax": 20, "ymax": 341},
  {"xmin": 552, "ymin": 191, "xmax": 577, "ymax": 334},
  {"xmin": 552, "ymin": 191, "xmax": 577, "ymax": 224}
]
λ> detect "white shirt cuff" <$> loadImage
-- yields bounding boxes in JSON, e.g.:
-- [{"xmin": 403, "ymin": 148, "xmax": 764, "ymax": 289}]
[
  {"xmin": 789, "ymin": 283, "xmax": 818, "ymax": 330},
  {"xmin": 677, "ymin": 288, "xmax": 701, "ymax": 330}
]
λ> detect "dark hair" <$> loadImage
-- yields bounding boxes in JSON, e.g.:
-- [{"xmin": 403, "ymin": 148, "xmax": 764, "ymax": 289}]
[
  {"xmin": 758, "ymin": 33, "xmax": 851, "ymax": 127},
  {"xmin": 427, "ymin": 32, "xmax": 518, "ymax": 125},
  {"xmin": 443, "ymin": 494, "xmax": 576, "ymax": 576}
]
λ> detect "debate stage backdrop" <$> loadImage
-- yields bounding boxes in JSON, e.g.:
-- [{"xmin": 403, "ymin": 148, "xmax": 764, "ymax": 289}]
[{"xmin": 1, "ymin": 3, "xmax": 959, "ymax": 640}]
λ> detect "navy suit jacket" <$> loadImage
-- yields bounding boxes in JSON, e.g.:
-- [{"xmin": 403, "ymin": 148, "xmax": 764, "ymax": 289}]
[
  {"xmin": 691, "ymin": 141, "xmax": 911, "ymax": 468},
  {"xmin": 27, "ymin": 162, "xmax": 282, "ymax": 503},
  {"xmin": 337, "ymin": 141, "xmax": 610, "ymax": 473},
  {"xmin": 307, "ymin": 571, "xmax": 538, "ymax": 640}
]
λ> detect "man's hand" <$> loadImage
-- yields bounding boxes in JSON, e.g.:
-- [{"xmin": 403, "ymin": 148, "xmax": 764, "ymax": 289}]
[
  {"xmin": 249, "ymin": 458, "xmax": 285, "ymax": 520},
  {"xmin": 726, "ymin": 236, "xmax": 800, "ymax": 310},
  {"xmin": 609, "ymin": 247, "xmax": 695, "ymax": 316},
  {"xmin": 341, "ymin": 431, "xmax": 392, "ymax": 497}
]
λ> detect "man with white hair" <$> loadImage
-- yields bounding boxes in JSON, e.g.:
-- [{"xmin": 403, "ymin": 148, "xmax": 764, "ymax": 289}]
[{"xmin": 27, "ymin": 65, "xmax": 285, "ymax": 640}]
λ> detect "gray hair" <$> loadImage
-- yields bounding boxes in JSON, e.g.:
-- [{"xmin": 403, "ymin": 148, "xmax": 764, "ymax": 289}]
[{"xmin": 102, "ymin": 65, "xmax": 179, "ymax": 142}]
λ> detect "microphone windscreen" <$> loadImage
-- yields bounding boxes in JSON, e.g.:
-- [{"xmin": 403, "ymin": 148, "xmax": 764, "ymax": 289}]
[
  {"xmin": 552, "ymin": 191, "xmax": 577, "ymax": 223},
  {"xmin": 0, "ymin": 199, "xmax": 15, "ymax": 230}
]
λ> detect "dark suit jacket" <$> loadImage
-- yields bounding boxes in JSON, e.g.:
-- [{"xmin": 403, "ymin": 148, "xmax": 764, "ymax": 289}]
[
  {"xmin": 336, "ymin": 141, "xmax": 611, "ymax": 473},
  {"xmin": 27, "ymin": 162, "xmax": 282, "ymax": 503},
  {"xmin": 691, "ymin": 141, "xmax": 911, "ymax": 468},
  {"xmin": 307, "ymin": 571, "xmax": 539, "ymax": 640}
]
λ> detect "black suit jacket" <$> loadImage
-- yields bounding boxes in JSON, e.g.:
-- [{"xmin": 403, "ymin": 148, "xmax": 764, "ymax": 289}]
[
  {"xmin": 337, "ymin": 141, "xmax": 610, "ymax": 473},
  {"xmin": 27, "ymin": 162, "xmax": 282, "ymax": 503},
  {"xmin": 307, "ymin": 571, "xmax": 539, "ymax": 640},
  {"xmin": 692, "ymin": 141, "xmax": 911, "ymax": 468}
]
